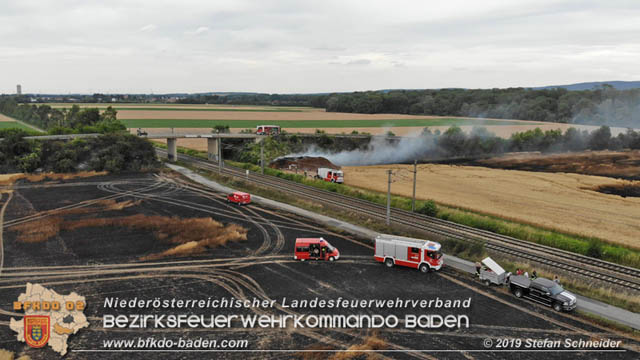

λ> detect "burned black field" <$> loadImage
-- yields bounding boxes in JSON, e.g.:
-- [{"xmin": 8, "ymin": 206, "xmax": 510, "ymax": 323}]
[{"xmin": 0, "ymin": 173, "xmax": 638, "ymax": 359}]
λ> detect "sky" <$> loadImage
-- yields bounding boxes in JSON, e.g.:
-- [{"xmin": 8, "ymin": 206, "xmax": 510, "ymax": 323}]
[{"xmin": 1, "ymin": 0, "xmax": 639, "ymax": 94}]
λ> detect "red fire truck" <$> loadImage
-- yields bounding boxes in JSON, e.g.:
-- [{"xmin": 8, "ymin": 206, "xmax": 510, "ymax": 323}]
[
  {"xmin": 226, "ymin": 192, "xmax": 251, "ymax": 205},
  {"xmin": 294, "ymin": 238, "xmax": 340, "ymax": 261},
  {"xmin": 374, "ymin": 234, "xmax": 443, "ymax": 272},
  {"xmin": 316, "ymin": 168, "xmax": 344, "ymax": 183},
  {"xmin": 256, "ymin": 125, "xmax": 280, "ymax": 135}
]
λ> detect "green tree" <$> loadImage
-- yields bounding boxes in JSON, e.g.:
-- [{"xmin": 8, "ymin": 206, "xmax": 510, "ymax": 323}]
[
  {"xmin": 100, "ymin": 106, "xmax": 118, "ymax": 122},
  {"xmin": 18, "ymin": 151, "xmax": 41, "ymax": 173}
]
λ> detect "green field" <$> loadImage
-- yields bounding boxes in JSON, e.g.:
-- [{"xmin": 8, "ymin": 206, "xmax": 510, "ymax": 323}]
[
  {"xmin": 122, "ymin": 118, "xmax": 531, "ymax": 129},
  {"xmin": 53, "ymin": 107, "xmax": 303, "ymax": 112},
  {"xmin": 45, "ymin": 104, "xmax": 307, "ymax": 112},
  {"xmin": 0, "ymin": 121, "xmax": 42, "ymax": 131},
  {"xmin": 118, "ymin": 107, "xmax": 303, "ymax": 112}
]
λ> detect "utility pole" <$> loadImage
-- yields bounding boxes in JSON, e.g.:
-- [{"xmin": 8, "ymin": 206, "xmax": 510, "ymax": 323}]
[
  {"xmin": 260, "ymin": 140, "xmax": 265, "ymax": 175},
  {"xmin": 386, "ymin": 170, "xmax": 392, "ymax": 225},
  {"xmin": 217, "ymin": 132, "xmax": 222, "ymax": 174},
  {"xmin": 412, "ymin": 159, "xmax": 417, "ymax": 212}
]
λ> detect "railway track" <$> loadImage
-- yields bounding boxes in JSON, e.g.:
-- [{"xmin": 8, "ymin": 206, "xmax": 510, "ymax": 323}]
[{"xmin": 157, "ymin": 149, "xmax": 640, "ymax": 292}]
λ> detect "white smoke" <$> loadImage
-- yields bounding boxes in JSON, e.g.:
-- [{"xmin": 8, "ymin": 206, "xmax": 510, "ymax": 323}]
[{"xmin": 287, "ymin": 132, "xmax": 437, "ymax": 166}]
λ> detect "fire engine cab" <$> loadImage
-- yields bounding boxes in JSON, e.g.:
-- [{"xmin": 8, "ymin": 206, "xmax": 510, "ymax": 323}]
[
  {"xmin": 226, "ymin": 192, "xmax": 251, "ymax": 205},
  {"xmin": 256, "ymin": 125, "xmax": 280, "ymax": 135},
  {"xmin": 316, "ymin": 168, "xmax": 344, "ymax": 183},
  {"xmin": 294, "ymin": 238, "xmax": 340, "ymax": 261},
  {"xmin": 374, "ymin": 234, "xmax": 443, "ymax": 272}
]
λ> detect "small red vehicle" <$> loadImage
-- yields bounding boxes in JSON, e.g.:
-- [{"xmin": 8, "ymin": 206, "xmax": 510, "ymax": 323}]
[
  {"xmin": 226, "ymin": 192, "xmax": 251, "ymax": 205},
  {"xmin": 294, "ymin": 238, "xmax": 340, "ymax": 261}
]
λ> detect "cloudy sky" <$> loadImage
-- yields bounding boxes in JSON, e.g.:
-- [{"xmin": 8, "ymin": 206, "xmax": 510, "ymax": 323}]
[{"xmin": 1, "ymin": 0, "xmax": 639, "ymax": 94}]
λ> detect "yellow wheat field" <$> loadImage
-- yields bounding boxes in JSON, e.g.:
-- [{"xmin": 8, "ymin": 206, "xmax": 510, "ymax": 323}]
[{"xmin": 343, "ymin": 164, "xmax": 640, "ymax": 248}]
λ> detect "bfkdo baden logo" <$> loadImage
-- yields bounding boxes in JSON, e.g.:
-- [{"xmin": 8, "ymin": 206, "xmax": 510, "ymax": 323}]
[
  {"xmin": 24, "ymin": 315, "xmax": 50, "ymax": 348},
  {"xmin": 10, "ymin": 283, "xmax": 89, "ymax": 356}
]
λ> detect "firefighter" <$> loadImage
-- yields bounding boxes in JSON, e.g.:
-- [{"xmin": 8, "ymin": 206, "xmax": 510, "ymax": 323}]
[
  {"xmin": 321, "ymin": 246, "xmax": 327, "ymax": 259},
  {"xmin": 531, "ymin": 270, "xmax": 538, "ymax": 279}
]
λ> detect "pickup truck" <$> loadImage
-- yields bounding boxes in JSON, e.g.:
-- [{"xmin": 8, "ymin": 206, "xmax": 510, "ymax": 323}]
[{"xmin": 509, "ymin": 275, "xmax": 577, "ymax": 312}]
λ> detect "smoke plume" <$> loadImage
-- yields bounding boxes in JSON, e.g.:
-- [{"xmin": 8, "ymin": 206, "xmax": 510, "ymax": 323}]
[{"xmin": 288, "ymin": 131, "xmax": 438, "ymax": 166}]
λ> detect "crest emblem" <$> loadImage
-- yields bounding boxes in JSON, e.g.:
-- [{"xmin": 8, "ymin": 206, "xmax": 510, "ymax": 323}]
[{"xmin": 24, "ymin": 316, "xmax": 50, "ymax": 348}]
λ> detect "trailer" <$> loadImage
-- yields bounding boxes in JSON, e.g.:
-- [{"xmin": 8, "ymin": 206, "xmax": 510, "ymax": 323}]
[
  {"xmin": 478, "ymin": 257, "xmax": 511, "ymax": 286},
  {"xmin": 316, "ymin": 168, "xmax": 343, "ymax": 183},
  {"xmin": 374, "ymin": 234, "xmax": 442, "ymax": 273}
]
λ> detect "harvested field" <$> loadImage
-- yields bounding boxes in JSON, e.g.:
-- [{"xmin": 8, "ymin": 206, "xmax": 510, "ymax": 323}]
[
  {"xmin": 330, "ymin": 333, "xmax": 387, "ymax": 360},
  {"xmin": 8, "ymin": 198, "xmax": 142, "ymax": 243},
  {"xmin": 0, "ymin": 171, "xmax": 108, "ymax": 185},
  {"xmin": 343, "ymin": 164, "xmax": 640, "ymax": 248},
  {"xmin": 593, "ymin": 182, "xmax": 640, "ymax": 198},
  {"xmin": 2, "ymin": 172, "xmax": 639, "ymax": 358},
  {"xmin": 471, "ymin": 150, "xmax": 640, "ymax": 180},
  {"xmin": 117, "ymin": 110, "xmax": 511, "ymax": 121},
  {"xmin": 121, "ymin": 117, "xmax": 535, "ymax": 128},
  {"xmin": 10, "ymin": 210, "xmax": 247, "ymax": 259},
  {"xmin": 0, "ymin": 174, "xmax": 21, "ymax": 182}
]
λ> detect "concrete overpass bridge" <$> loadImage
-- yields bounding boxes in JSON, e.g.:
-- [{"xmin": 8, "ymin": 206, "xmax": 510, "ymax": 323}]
[{"xmin": 143, "ymin": 133, "xmax": 263, "ymax": 162}]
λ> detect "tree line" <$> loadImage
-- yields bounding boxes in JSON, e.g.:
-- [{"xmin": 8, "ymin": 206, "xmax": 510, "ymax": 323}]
[
  {"xmin": 0, "ymin": 129, "xmax": 159, "ymax": 173},
  {"xmin": 176, "ymin": 93, "xmax": 317, "ymax": 106},
  {"xmin": 320, "ymin": 87, "xmax": 640, "ymax": 127},
  {"xmin": 8, "ymin": 85, "xmax": 640, "ymax": 127},
  {"xmin": 0, "ymin": 96, "xmax": 126, "ymax": 134},
  {"xmin": 177, "ymin": 86, "xmax": 640, "ymax": 127},
  {"xmin": 430, "ymin": 126, "xmax": 640, "ymax": 159},
  {"xmin": 0, "ymin": 97, "xmax": 157, "ymax": 174}
]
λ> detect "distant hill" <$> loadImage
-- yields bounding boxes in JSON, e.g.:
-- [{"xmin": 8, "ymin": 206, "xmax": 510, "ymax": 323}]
[{"xmin": 533, "ymin": 81, "xmax": 640, "ymax": 91}]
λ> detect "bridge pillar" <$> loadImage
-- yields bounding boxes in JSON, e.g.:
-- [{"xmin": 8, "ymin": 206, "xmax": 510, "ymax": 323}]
[
  {"xmin": 207, "ymin": 138, "xmax": 219, "ymax": 161},
  {"xmin": 167, "ymin": 138, "xmax": 177, "ymax": 162}
]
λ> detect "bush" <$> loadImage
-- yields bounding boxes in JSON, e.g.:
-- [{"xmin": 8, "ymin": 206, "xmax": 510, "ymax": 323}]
[
  {"xmin": 586, "ymin": 239, "xmax": 604, "ymax": 259},
  {"xmin": 18, "ymin": 151, "xmax": 41, "ymax": 172},
  {"xmin": 416, "ymin": 200, "xmax": 438, "ymax": 216},
  {"xmin": 212, "ymin": 125, "xmax": 230, "ymax": 133},
  {"xmin": 440, "ymin": 238, "xmax": 486, "ymax": 260},
  {"xmin": 54, "ymin": 158, "xmax": 76, "ymax": 173}
]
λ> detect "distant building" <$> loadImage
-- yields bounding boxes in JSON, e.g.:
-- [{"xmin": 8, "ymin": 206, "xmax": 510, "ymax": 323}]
[{"xmin": 16, "ymin": 84, "xmax": 22, "ymax": 95}]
